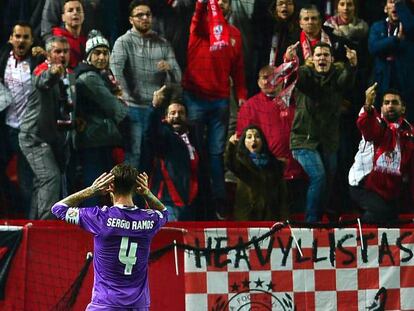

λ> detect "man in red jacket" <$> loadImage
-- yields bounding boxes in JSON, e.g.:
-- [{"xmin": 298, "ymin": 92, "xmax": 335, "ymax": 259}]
[
  {"xmin": 350, "ymin": 83, "xmax": 414, "ymax": 223},
  {"xmin": 182, "ymin": 0, "xmax": 247, "ymax": 219}
]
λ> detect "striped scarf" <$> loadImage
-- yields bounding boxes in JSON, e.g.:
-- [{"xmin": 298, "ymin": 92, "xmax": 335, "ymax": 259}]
[
  {"xmin": 208, "ymin": 0, "xmax": 230, "ymax": 51},
  {"xmin": 267, "ymin": 58, "xmax": 299, "ymax": 108},
  {"xmin": 300, "ymin": 29, "xmax": 331, "ymax": 60},
  {"xmin": 373, "ymin": 117, "xmax": 404, "ymax": 175}
]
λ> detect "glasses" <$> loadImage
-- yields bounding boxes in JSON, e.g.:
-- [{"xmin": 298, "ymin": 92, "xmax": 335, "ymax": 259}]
[{"xmin": 131, "ymin": 12, "xmax": 152, "ymax": 19}]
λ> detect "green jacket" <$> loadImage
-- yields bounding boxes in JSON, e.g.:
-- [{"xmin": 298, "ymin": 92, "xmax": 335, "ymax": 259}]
[
  {"xmin": 290, "ymin": 62, "xmax": 356, "ymax": 153},
  {"xmin": 225, "ymin": 142, "xmax": 287, "ymax": 221},
  {"xmin": 75, "ymin": 64, "xmax": 128, "ymax": 149}
]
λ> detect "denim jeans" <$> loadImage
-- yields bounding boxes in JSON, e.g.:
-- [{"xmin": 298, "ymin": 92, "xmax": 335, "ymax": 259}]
[
  {"xmin": 292, "ymin": 149, "xmax": 337, "ymax": 222},
  {"xmin": 183, "ymin": 91, "xmax": 229, "ymax": 202},
  {"xmin": 126, "ymin": 106, "xmax": 151, "ymax": 170}
]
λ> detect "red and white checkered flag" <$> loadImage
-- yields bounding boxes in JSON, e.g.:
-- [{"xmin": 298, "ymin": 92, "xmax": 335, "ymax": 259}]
[{"xmin": 184, "ymin": 227, "xmax": 414, "ymax": 310}]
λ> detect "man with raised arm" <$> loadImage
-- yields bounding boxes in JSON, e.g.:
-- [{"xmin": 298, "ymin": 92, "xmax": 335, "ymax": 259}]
[
  {"xmin": 19, "ymin": 36, "xmax": 75, "ymax": 220},
  {"xmin": 0, "ymin": 22, "xmax": 44, "ymax": 217},
  {"xmin": 285, "ymin": 41, "xmax": 357, "ymax": 222},
  {"xmin": 51, "ymin": 163, "xmax": 168, "ymax": 311},
  {"xmin": 148, "ymin": 84, "xmax": 200, "ymax": 221},
  {"xmin": 349, "ymin": 83, "xmax": 414, "ymax": 223},
  {"xmin": 182, "ymin": 0, "xmax": 247, "ymax": 219}
]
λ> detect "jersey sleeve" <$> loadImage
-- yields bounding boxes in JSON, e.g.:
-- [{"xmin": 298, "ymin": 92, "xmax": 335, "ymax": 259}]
[
  {"xmin": 145, "ymin": 208, "xmax": 169, "ymax": 235},
  {"xmin": 51, "ymin": 202, "xmax": 107, "ymax": 235}
]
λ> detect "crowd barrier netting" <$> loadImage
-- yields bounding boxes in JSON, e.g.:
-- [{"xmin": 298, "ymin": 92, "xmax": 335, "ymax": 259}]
[{"xmin": 1, "ymin": 219, "xmax": 414, "ymax": 310}]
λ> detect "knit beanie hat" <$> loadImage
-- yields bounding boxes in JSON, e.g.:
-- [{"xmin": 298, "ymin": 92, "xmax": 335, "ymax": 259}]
[{"xmin": 85, "ymin": 30, "xmax": 110, "ymax": 57}]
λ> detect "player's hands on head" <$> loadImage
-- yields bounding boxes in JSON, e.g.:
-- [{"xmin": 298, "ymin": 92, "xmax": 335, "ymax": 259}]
[
  {"xmin": 90, "ymin": 172, "xmax": 114, "ymax": 195},
  {"xmin": 136, "ymin": 172, "xmax": 150, "ymax": 196}
]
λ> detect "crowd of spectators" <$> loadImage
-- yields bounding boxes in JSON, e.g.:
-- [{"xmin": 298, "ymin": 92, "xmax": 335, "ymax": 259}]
[{"xmin": 0, "ymin": 0, "xmax": 413, "ymax": 223}]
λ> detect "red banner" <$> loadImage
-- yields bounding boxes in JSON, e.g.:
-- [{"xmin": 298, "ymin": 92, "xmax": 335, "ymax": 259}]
[
  {"xmin": 0, "ymin": 226, "xmax": 22, "ymax": 299},
  {"xmin": 184, "ymin": 227, "xmax": 414, "ymax": 310}
]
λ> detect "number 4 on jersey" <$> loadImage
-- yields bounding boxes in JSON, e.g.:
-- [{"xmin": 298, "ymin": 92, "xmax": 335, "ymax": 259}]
[{"xmin": 118, "ymin": 237, "xmax": 137, "ymax": 275}]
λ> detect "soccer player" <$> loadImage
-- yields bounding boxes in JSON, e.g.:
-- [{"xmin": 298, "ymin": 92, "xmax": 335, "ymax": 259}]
[{"xmin": 51, "ymin": 163, "xmax": 168, "ymax": 310}]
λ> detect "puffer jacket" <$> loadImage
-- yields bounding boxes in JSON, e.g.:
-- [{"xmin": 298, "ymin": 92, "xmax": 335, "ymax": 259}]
[{"xmin": 75, "ymin": 63, "xmax": 128, "ymax": 149}]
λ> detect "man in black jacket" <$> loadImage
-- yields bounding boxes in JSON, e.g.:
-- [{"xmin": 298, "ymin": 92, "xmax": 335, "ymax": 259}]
[
  {"xmin": 19, "ymin": 36, "xmax": 75, "ymax": 220},
  {"xmin": 147, "ymin": 84, "xmax": 200, "ymax": 221}
]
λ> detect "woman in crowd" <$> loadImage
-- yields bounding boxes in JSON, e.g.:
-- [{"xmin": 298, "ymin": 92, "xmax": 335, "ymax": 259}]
[
  {"xmin": 254, "ymin": 0, "xmax": 300, "ymax": 71},
  {"xmin": 324, "ymin": 0, "xmax": 368, "ymax": 47},
  {"xmin": 225, "ymin": 125, "xmax": 287, "ymax": 221}
]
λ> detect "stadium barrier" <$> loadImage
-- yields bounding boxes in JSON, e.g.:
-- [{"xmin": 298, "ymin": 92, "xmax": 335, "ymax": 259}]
[{"xmin": 0, "ymin": 219, "xmax": 413, "ymax": 310}]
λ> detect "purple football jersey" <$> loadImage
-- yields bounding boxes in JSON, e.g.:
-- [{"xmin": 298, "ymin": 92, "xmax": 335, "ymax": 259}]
[{"xmin": 52, "ymin": 203, "xmax": 168, "ymax": 309}]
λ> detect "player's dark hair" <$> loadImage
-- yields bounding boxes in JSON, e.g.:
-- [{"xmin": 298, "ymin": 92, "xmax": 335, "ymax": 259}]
[{"xmin": 110, "ymin": 164, "xmax": 138, "ymax": 196}]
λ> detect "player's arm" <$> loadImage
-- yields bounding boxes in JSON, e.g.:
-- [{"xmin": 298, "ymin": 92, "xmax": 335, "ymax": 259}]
[
  {"xmin": 51, "ymin": 172, "xmax": 114, "ymax": 219},
  {"xmin": 136, "ymin": 172, "xmax": 166, "ymax": 212}
]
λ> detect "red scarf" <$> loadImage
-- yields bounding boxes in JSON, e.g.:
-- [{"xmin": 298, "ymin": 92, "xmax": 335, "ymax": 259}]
[
  {"xmin": 373, "ymin": 117, "xmax": 404, "ymax": 175},
  {"xmin": 208, "ymin": 0, "xmax": 230, "ymax": 51},
  {"xmin": 300, "ymin": 29, "xmax": 331, "ymax": 60},
  {"xmin": 270, "ymin": 59, "xmax": 299, "ymax": 109}
]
